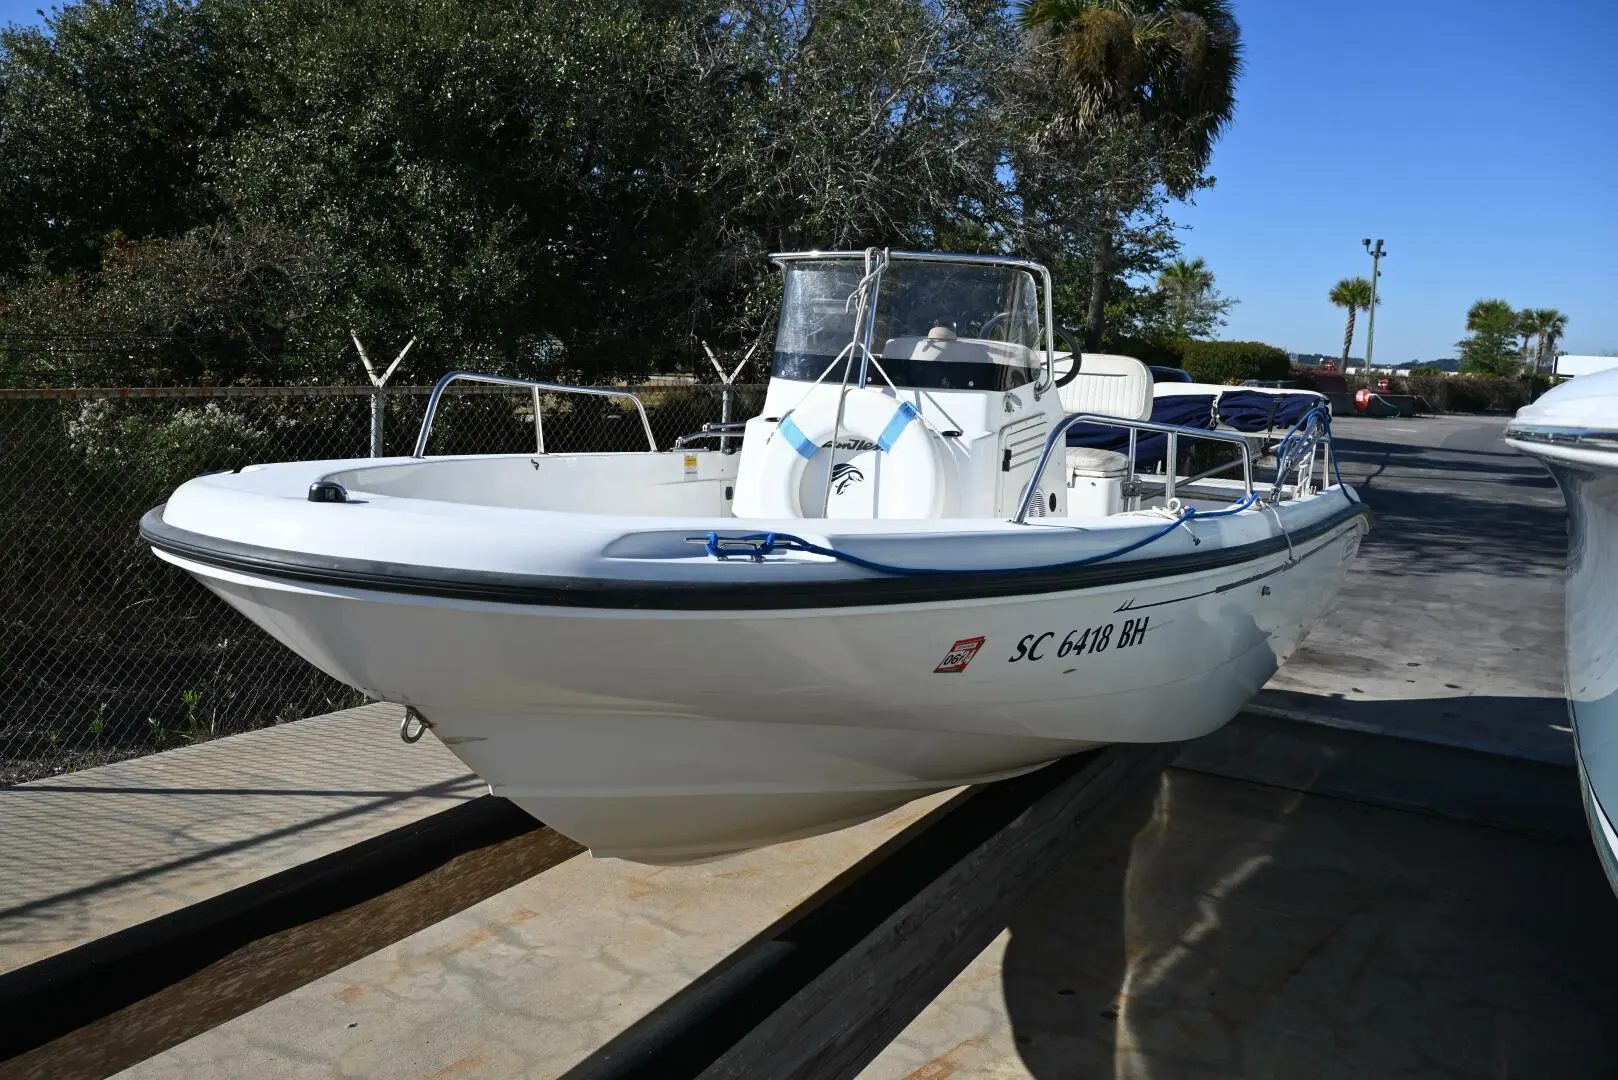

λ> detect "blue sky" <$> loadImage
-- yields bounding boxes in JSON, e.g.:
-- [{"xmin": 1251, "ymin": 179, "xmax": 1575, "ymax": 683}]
[
  {"xmin": 4, "ymin": 0, "xmax": 1615, "ymax": 362},
  {"xmin": 1168, "ymin": 0, "xmax": 1618, "ymax": 362}
]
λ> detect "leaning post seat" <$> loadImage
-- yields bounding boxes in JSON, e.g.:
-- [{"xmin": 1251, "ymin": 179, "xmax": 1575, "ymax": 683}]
[
  {"xmin": 1053, "ymin": 353, "xmax": 1153, "ymax": 516},
  {"xmin": 1056, "ymin": 353, "xmax": 1153, "ymax": 467}
]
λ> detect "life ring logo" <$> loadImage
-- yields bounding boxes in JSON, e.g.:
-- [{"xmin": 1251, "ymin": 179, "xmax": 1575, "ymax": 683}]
[
  {"xmin": 934, "ymin": 636, "xmax": 987, "ymax": 674},
  {"xmin": 830, "ymin": 462, "xmax": 865, "ymax": 494}
]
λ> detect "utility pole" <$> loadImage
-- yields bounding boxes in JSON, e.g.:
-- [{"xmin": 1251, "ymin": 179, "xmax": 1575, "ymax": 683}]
[{"xmin": 1361, "ymin": 239, "xmax": 1386, "ymax": 373}]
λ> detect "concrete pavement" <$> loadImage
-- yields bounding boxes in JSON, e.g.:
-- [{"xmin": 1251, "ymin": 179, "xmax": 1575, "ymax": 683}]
[
  {"xmin": 866, "ymin": 411, "xmax": 1613, "ymax": 1080},
  {"xmin": 0, "ymin": 703, "xmax": 480, "ymax": 974},
  {"xmin": 861, "ymin": 768, "xmax": 1618, "ymax": 1080},
  {"xmin": 13, "ymin": 409, "xmax": 1605, "ymax": 1080},
  {"xmin": 110, "ymin": 791, "xmax": 958, "ymax": 1080},
  {"xmin": 1255, "ymin": 413, "xmax": 1571, "ymax": 763}
]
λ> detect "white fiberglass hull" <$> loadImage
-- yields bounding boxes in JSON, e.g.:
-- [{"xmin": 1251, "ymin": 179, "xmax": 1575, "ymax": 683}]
[
  {"xmin": 152, "ymin": 493, "xmax": 1365, "ymax": 862},
  {"xmin": 1508, "ymin": 368, "xmax": 1618, "ymax": 894}
]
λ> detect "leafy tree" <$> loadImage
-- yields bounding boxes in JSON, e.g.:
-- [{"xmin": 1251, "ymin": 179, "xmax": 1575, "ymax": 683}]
[
  {"xmin": 3, "ymin": 0, "xmax": 1039, "ymax": 382},
  {"xmin": 1328, "ymin": 277, "xmax": 1374, "ymax": 368},
  {"xmin": 1458, "ymin": 298, "xmax": 1523, "ymax": 376},
  {"xmin": 0, "ymin": 221, "xmax": 333, "ymax": 384},
  {"xmin": 1156, "ymin": 256, "xmax": 1234, "ymax": 338},
  {"xmin": 0, "ymin": 0, "xmax": 1225, "ymax": 385},
  {"xmin": 0, "ymin": 1, "xmax": 250, "ymax": 276},
  {"xmin": 1016, "ymin": 0, "xmax": 1242, "ymax": 350}
]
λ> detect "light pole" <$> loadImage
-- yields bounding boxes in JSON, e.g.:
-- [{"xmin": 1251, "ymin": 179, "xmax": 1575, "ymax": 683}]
[{"xmin": 1361, "ymin": 238, "xmax": 1386, "ymax": 373}]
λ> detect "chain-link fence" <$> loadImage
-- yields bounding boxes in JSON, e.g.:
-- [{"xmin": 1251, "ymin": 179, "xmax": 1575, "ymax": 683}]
[{"xmin": 1, "ymin": 379, "xmax": 766, "ymax": 784}]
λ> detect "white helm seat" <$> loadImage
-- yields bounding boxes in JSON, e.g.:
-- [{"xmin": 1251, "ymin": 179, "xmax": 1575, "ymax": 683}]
[
  {"xmin": 1055, "ymin": 353, "xmax": 1153, "ymax": 421},
  {"xmin": 1057, "ymin": 353, "xmax": 1153, "ymax": 479}
]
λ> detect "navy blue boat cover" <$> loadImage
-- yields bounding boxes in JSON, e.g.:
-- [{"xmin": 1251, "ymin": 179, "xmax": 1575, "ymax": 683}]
[
  {"xmin": 1066, "ymin": 392, "xmax": 1216, "ymax": 468},
  {"xmin": 1217, "ymin": 390, "xmax": 1319, "ymax": 433}
]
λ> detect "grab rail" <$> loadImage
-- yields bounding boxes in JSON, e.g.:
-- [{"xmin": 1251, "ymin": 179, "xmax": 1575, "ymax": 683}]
[
  {"xmin": 412, "ymin": 371, "xmax": 658, "ymax": 457},
  {"xmin": 673, "ymin": 421, "xmax": 750, "ymax": 449},
  {"xmin": 1014, "ymin": 414, "xmax": 1258, "ymax": 524}
]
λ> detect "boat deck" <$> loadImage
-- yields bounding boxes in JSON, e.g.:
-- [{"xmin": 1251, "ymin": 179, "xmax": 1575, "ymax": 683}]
[{"xmin": 3, "ymin": 413, "xmax": 1612, "ymax": 1080}]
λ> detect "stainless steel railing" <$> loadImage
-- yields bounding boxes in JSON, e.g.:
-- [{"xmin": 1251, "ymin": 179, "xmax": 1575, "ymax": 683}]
[
  {"xmin": 412, "ymin": 371, "xmax": 658, "ymax": 457},
  {"xmin": 1014, "ymin": 413, "xmax": 1259, "ymax": 524}
]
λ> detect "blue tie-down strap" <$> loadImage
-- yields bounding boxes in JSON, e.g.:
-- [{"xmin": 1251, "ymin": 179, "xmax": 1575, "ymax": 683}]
[
  {"xmin": 876, "ymin": 401, "xmax": 919, "ymax": 452},
  {"xmin": 777, "ymin": 414, "xmax": 818, "ymax": 460}
]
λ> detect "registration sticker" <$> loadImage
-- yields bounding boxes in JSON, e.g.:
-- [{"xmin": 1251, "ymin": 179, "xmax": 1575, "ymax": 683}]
[
  {"xmin": 934, "ymin": 636, "xmax": 986, "ymax": 674},
  {"xmin": 683, "ymin": 453, "xmax": 699, "ymax": 478}
]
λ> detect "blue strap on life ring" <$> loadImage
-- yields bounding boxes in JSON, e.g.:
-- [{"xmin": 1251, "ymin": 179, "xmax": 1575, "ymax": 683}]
[
  {"xmin": 777, "ymin": 414, "xmax": 818, "ymax": 460},
  {"xmin": 875, "ymin": 401, "xmax": 919, "ymax": 452}
]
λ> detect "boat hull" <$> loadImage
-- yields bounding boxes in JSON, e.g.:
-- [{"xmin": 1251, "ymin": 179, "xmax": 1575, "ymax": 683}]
[
  {"xmin": 1549, "ymin": 462, "xmax": 1618, "ymax": 893},
  {"xmin": 1507, "ymin": 366, "xmax": 1618, "ymax": 895},
  {"xmin": 159, "ymin": 515, "xmax": 1364, "ymax": 862}
]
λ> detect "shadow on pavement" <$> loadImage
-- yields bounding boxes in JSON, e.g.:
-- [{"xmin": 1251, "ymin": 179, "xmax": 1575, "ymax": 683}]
[
  {"xmin": 1251, "ymin": 687, "xmax": 1570, "ymax": 765},
  {"xmin": 1000, "ymin": 769, "xmax": 1618, "ymax": 1079},
  {"xmin": 1349, "ymin": 485, "xmax": 1564, "ymax": 579}
]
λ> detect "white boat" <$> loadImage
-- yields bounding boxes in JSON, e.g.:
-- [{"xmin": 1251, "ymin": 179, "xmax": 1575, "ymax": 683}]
[
  {"xmin": 1506, "ymin": 368, "xmax": 1618, "ymax": 895},
  {"xmin": 143, "ymin": 250, "xmax": 1369, "ymax": 863}
]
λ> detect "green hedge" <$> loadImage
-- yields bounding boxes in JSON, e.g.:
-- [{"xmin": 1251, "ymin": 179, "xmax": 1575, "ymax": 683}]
[
  {"xmin": 1179, "ymin": 340, "xmax": 1290, "ymax": 384},
  {"xmin": 1101, "ymin": 336, "xmax": 1187, "ymax": 369},
  {"xmin": 1097, "ymin": 337, "xmax": 1292, "ymax": 383}
]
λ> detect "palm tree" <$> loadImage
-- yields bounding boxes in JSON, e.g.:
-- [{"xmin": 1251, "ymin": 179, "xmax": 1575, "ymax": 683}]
[
  {"xmin": 1466, "ymin": 299, "xmax": 1517, "ymax": 333},
  {"xmin": 1158, "ymin": 256, "xmax": 1214, "ymax": 336},
  {"xmin": 1019, "ymin": 0, "xmax": 1244, "ymax": 350},
  {"xmin": 1516, "ymin": 309, "xmax": 1538, "ymax": 372},
  {"xmin": 1533, "ymin": 308, "xmax": 1568, "ymax": 373},
  {"xmin": 1329, "ymin": 277, "xmax": 1375, "ymax": 369}
]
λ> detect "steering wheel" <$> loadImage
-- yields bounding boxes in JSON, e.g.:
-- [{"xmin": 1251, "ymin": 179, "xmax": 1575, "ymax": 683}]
[
  {"xmin": 1051, "ymin": 327, "xmax": 1084, "ymax": 388},
  {"xmin": 976, "ymin": 311, "xmax": 1012, "ymax": 339}
]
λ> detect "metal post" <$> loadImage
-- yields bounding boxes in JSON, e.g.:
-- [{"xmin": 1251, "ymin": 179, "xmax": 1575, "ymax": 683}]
[
  {"xmin": 1126, "ymin": 427, "xmax": 1139, "ymax": 510},
  {"xmin": 1165, "ymin": 432, "xmax": 1178, "ymax": 503},
  {"xmin": 353, "ymin": 331, "xmax": 416, "ymax": 459},
  {"xmin": 1361, "ymin": 239, "xmax": 1386, "ymax": 372},
  {"xmin": 370, "ymin": 386, "xmax": 386, "ymax": 457},
  {"xmin": 702, "ymin": 339, "xmax": 757, "ymax": 455},
  {"xmin": 824, "ymin": 252, "xmax": 884, "ymax": 516},
  {"xmin": 532, "ymin": 386, "xmax": 545, "ymax": 455}
]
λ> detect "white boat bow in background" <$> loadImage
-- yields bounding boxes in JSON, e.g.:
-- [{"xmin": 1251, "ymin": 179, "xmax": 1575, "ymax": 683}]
[{"xmin": 1507, "ymin": 366, "xmax": 1618, "ymax": 894}]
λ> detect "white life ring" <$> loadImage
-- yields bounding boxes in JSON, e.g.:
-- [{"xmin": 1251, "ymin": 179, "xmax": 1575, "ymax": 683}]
[{"xmin": 746, "ymin": 388, "xmax": 948, "ymax": 519}]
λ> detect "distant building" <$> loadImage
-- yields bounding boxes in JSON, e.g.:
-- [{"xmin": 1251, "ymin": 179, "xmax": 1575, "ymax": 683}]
[
  {"xmin": 1288, "ymin": 352, "xmax": 1461, "ymax": 375},
  {"xmin": 1556, "ymin": 354, "xmax": 1618, "ymax": 378},
  {"xmin": 1289, "ymin": 352, "xmax": 1360, "ymax": 369}
]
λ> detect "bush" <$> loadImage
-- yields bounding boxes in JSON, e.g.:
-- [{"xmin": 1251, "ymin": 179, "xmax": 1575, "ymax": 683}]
[
  {"xmin": 1179, "ymin": 340, "xmax": 1290, "ymax": 384},
  {"xmin": 67, "ymin": 400, "xmax": 266, "ymax": 492},
  {"xmin": 1102, "ymin": 336, "xmax": 1187, "ymax": 369},
  {"xmin": 1355, "ymin": 373, "xmax": 1532, "ymax": 414}
]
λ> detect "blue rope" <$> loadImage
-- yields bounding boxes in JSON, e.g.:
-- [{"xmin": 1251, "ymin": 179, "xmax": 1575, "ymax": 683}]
[
  {"xmin": 702, "ymin": 402, "xmax": 1351, "ymax": 576},
  {"xmin": 703, "ymin": 492, "xmax": 1260, "ymax": 577}
]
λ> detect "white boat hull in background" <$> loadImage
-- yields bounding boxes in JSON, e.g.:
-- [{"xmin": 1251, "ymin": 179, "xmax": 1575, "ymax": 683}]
[
  {"xmin": 160, "ymin": 514, "xmax": 1363, "ymax": 862},
  {"xmin": 1508, "ymin": 368, "xmax": 1618, "ymax": 895}
]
